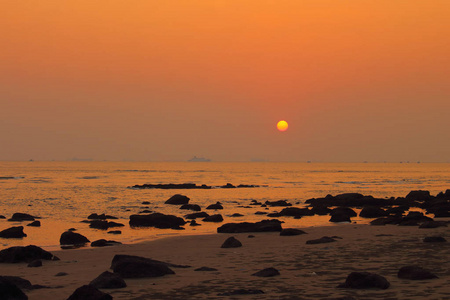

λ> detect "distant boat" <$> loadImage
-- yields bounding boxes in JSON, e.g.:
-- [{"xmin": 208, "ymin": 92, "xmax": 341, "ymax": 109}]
[{"xmin": 188, "ymin": 156, "xmax": 211, "ymax": 162}]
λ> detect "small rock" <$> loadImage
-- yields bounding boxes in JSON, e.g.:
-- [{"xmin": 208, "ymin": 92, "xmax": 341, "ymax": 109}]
[
  {"xmin": 280, "ymin": 228, "xmax": 307, "ymax": 236},
  {"xmin": 218, "ymin": 289, "xmax": 264, "ymax": 296},
  {"xmin": 60, "ymin": 231, "xmax": 90, "ymax": 247},
  {"xmin": 90, "ymin": 271, "xmax": 127, "ymax": 289},
  {"xmin": 27, "ymin": 259, "xmax": 42, "ymax": 268},
  {"xmin": 337, "ymin": 272, "xmax": 390, "ymax": 289},
  {"xmin": 221, "ymin": 237, "xmax": 242, "ymax": 248},
  {"xmin": 423, "ymin": 236, "xmax": 447, "ymax": 243},
  {"xmin": 203, "ymin": 214, "xmax": 223, "ymax": 222},
  {"xmin": 165, "ymin": 194, "xmax": 190, "ymax": 205},
  {"xmin": 194, "ymin": 267, "xmax": 218, "ymax": 271},
  {"xmin": 55, "ymin": 272, "xmax": 68, "ymax": 277},
  {"xmin": 206, "ymin": 202, "xmax": 223, "ymax": 210},
  {"xmin": 306, "ymin": 236, "xmax": 336, "ymax": 244},
  {"xmin": 67, "ymin": 284, "xmax": 112, "ymax": 300},
  {"xmin": 0, "ymin": 226, "xmax": 27, "ymax": 238},
  {"xmin": 398, "ymin": 266, "xmax": 438, "ymax": 280},
  {"xmin": 26, "ymin": 221, "xmax": 41, "ymax": 227},
  {"xmin": 252, "ymin": 267, "xmax": 280, "ymax": 277}
]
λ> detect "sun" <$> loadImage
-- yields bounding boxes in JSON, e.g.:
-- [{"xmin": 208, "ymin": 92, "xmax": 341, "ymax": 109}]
[{"xmin": 277, "ymin": 120, "xmax": 288, "ymax": 132}]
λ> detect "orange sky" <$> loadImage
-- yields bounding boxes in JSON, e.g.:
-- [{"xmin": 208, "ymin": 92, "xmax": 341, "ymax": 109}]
[{"xmin": 1, "ymin": 1, "xmax": 449, "ymax": 162}]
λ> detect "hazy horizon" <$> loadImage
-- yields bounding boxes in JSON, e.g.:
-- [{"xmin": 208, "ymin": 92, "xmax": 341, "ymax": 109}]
[{"xmin": 1, "ymin": 1, "xmax": 449, "ymax": 163}]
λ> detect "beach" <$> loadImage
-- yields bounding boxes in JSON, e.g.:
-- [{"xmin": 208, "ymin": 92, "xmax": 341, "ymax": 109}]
[{"xmin": 1, "ymin": 223, "xmax": 449, "ymax": 299}]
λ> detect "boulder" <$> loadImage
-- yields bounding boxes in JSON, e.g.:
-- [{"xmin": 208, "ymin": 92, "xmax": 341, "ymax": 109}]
[
  {"xmin": 203, "ymin": 214, "xmax": 223, "ymax": 222},
  {"xmin": 280, "ymin": 228, "xmax": 307, "ymax": 236},
  {"xmin": 330, "ymin": 207, "xmax": 357, "ymax": 217},
  {"xmin": 8, "ymin": 213, "xmax": 37, "ymax": 222},
  {"xmin": 0, "ymin": 276, "xmax": 28, "ymax": 300},
  {"xmin": 206, "ymin": 202, "xmax": 223, "ymax": 210},
  {"xmin": 337, "ymin": 272, "xmax": 390, "ymax": 289},
  {"xmin": 185, "ymin": 212, "xmax": 209, "ymax": 219},
  {"xmin": 0, "ymin": 245, "xmax": 54, "ymax": 263},
  {"xmin": 268, "ymin": 207, "xmax": 313, "ymax": 218},
  {"xmin": 27, "ymin": 259, "xmax": 42, "ymax": 267},
  {"xmin": 60, "ymin": 231, "xmax": 90, "ymax": 246},
  {"xmin": 189, "ymin": 220, "xmax": 201, "ymax": 226},
  {"xmin": 0, "ymin": 226, "xmax": 27, "ymax": 238},
  {"xmin": 91, "ymin": 239, "xmax": 122, "ymax": 247},
  {"xmin": 221, "ymin": 237, "xmax": 242, "ymax": 248},
  {"xmin": 252, "ymin": 267, "xmax": 280, "ymax": 277},
  {"xmin": 180, "ymin": 204, "xmax": 201, "ymax": 211},
  {"xmin": 165, "ymin": 194, "xmax": 190, "ymax": 205},
  {"xmin": 329, "ymin": 214, "xmax": 351, "ymax": 223},
  {"xmin": 306, "ymin": 236, "xmax": 336, "ymax": 244},
  {"xmin": 397, "ymin": 266, "xmax": 438, "ymax": 280},
  {"xmin": 90, "ymin": 271, "xmax": 127, "ymax": 289},
  {"xmin": 26, "ymin": 221, "xmax": 41, "ymax": 227},
  {"xmin": 217, "ymin": 220, "xmax": 283, "ymax": 233},
  {"xmin": 129, "ymin": 213, "xmax": 186, "ymax": 229},
  {"xmin": 110, "ymin": 255, "xmax": 177, "ymax": 278},
  {"xmin": 265, "ymin": 200, "xmax": 291, "ymax": 207},
  {"xmin": 423, "ymin": 236, "xmax": 447, "ymax": 243},
  {"xmin": 89, "ymin": 220, "xmax": 124, "ymax": 230},
  {"xmin": 87, "ymin": 213, "xmax": 118, "ymax": 220},
  {"xmin": 230, "ymin": 213, "xmax": 244, "ymax": 217},
  {"xmin": 419, "ymin": 221, "xmax": 447, "ymax": 229},
  {"xmin": 359, "ymin": 206, "xmax": 389, "ymax": 218},
  {"xmin": 405, "ymin": 190, "xmax": 431, "ymax": 201},
  {"xmin": 67, "ymin": 285, "xmax": 112, "ymax": 300}
]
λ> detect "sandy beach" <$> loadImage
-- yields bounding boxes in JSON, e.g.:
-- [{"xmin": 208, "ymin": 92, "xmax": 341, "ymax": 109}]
[{"xmin": 1, "ymin": 223, "xmax": 449, "ymax": 300}]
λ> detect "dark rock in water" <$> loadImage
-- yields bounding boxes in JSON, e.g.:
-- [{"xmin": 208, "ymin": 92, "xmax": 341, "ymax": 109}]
[
  {"xmin": 67, "ymin": 285, "xmax": 112, "ymax": 300},
  {"xmin": 230, "ymin": 213, "xmax": 244, "ymax": 217},
  {"xmin": 89, "ymin": 220, "xmax": 124, "ymax": 230},
  {"xmin": 306, "ymin": 236, "xmax": 336, "ymax": 244},
  {"xmin": 26, "ymin": 221, "xmax": 41, "ymax": 227},
  {"xmin": 87, "ymin": 213, "xmax": 118, "ymax": 220},
  {"xmin": 220, "ymin": 183, "xmax": 236, "ymax": 188},
  {"xmin": 206, "ymin": 202, "xmax": 223, "ymax": 210},
  {"xmin": 141, "ymin": 201, "xmax": 150, "ymax": 205},
  {"xmin": 310, "ymin": 206, "xmax": 332, "ymax": 215},
  {"xmin": 217, "ymin": 220, "xmax": 283, "ymax": 233},
  {"xmin": 359, "ymin": 206, "xmax": 389, "ymax": 218},
  {"xmin": 90, "ymin": 271, "xmax": 127, "ymax": 289},
  {"xmin": 129, "ymin": 213, "xmax": 186, "ymax": 229},
  {"xmin": 110, "ymin": 255, "xmax": 180, "ymax": 278},
  {"xmin": 433, "ymin": 210, "xmax": 450, "ymax": 218},
  {"xmin": 218, "ymin": 289, "xmax": 264, "ymax": 296},
  {"xmin": 329, "ymin": 214, "xmax": 351, "ymax": 223},
  {"xmin": 330, "ymin": 207, "xmax": 357, "ymax": 217},
  {"xmin": 370, "ymin": 216, "xmax": 401, "ymax": 226},
  {"xmin": 400, "ymin": 212, "xmax": 433, "ymax": 225},
  {"xmin": 203, "ymin": 214, "xmax": 223, "ymax": 222},
  {"xmin": 195, "ymin": 266, "xmax": 218, "ymax": 271},
  {"xmin": 8, "ymin": 213, "xmax": 37, "ymax": 222},
  {"xmin": 0, "ymin": 215, "xmax": 5, "ymax": 219},
  {"xmin": 130, "ymin": 183, "xmax": 212, "ymax": 189},
  {"xmin": 419, "ymin": 221, "xmax": 447, "ymax": 228},
  {"xmin": 1, "ymin": 276, "xmax": 33, "ymax": 290},
  {"xmin": 0, "ymin": 276, "xmax": 28, "ymax": 300},
  {"xmin": 280, "ymin": 228, "xmax": 307, "ymax": 236},
  {"xmin": 180, "ymin": 204, "xmax": 201, "ymax": 211},
  {"xmin": 55, "ymin": 272, "xmax": 68, "ymax": 277},
  {"xmin": 423, "ymin": 236, "xmax": 447, "ymax": 243},
  {"xmin": 0, "ymin": 226, "xmax": 27, "ymax": 238},
  {"xmin": 221, "ymin": 237, "xmax": 242, "ymax": 248},
  {"xmin": 0, "ymin": 245, "xmax": 54, "ymax": 263},
  {"xmin": 269, "ymin": 207, "xmax": 314, "ymax": 218},
  {"xmin": 107, "ymin": 230, "xmax": 122, "ymax": 234},
  {"xmin": 185, "ymin": 212, "xmax": 209, "ymax": 219},
  {"xmin": 60, "ymin": 231, "xmax": 90, "ymax": 246},
  {"xmin": 91, "ymin": 239, "xmax": 122, "ymax": 247},
  {"xmin": 248, "ymin": 235, "xmax": 255, "ymax": 238},
  {"xmin": 252, "ymin": 267, "xmax": 280, "ymax": 277},
  {"xmin": 27, "ymin": 259, "xmax": 42, "ymax": 267},
  {"xmin": 165, "ymin": 194, "xmax": 190, "ymax": 205},
  {"xmin": 406, "ymin": 190, "xmax": 431, "ymax": 201},
  {"xmin": 397, "ymin": 266, "xmax": 438, "ymax": 280},
  {"xmin": 337, "ymin": 272, "xmax": 390, "ymax": 289},
  {"xmin": 265, "ymin": 200, "xmax": 291, "ymax": 207},
  {"xmin": 189, "ymin": 220, "xmax": 201, "ymax": 226}
]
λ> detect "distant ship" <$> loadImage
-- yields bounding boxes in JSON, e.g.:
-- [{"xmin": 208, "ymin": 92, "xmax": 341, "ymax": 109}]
[{"xmin": 188, "ymin": 156, "xmax": 211, "ymax": 162}]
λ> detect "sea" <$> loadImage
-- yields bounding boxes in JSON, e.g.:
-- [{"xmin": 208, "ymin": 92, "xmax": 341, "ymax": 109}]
[{"xmin": 1, "ymin": 161, "xmax": 449, "ymax": 250}]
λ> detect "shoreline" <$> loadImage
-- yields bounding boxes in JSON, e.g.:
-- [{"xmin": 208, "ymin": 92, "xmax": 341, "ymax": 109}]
[{"xmin": 1, "ymin": 222, "xmax": 448, "ymax": 299}]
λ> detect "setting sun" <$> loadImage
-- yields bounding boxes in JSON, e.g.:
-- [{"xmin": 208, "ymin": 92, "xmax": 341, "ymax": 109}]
[{"xmin": 277, "ymin": 120, "xmax": 289, "ymax": 132}]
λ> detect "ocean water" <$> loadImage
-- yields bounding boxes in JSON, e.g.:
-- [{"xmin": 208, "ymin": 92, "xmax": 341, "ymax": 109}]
[{"xmin": 1, "ymin": 161, "xmax": 449, "ymax": 250}]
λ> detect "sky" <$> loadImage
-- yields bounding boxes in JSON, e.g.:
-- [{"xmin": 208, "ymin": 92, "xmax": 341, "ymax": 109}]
[{"xmin": 1, "ymin": 1, "xmax": 449, "ymax": 162}]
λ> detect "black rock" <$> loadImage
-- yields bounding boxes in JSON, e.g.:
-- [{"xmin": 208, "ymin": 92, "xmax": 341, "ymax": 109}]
[
  {"xmin": 130, "ymin": 183, "xmax": 212, "ymax": 189},
  {"xmin": 265, "ymin": 200, "xmax": 291, "ymax": 207},
  {"xmin": 423, "ymin": 236, "xmax": 447, "ymax": 243},
  {"xmin": 397, "ymin": 266, "xmax": 438, "ymax": 280},
  {"xmin": 91, "ymin": 239, "xmax": 122, "ymax": 247},
  {"xmin": 0, "ymin": 276, "xmax": 28, "ymax": 300},
  {"xmin": 55, "ymin": 272, "xmax": 68, "ymax": 277},
  {"xmin": 337, "ymin": 272, "xmax": 390, "ymax": 289},
  {"xmin": 0, "ymin": 245, "xmax": 54, "ymax": 263},
  {"xmin": 8, "ymin": 213, "xmax": 37, "ymax": 222},
  {"xmin": 0, "ymin": 276, "xmax": 33, "ymax": 290},
  {"xmin": 185, "ymin": 212, "xmax": 209, "ymax": 219},
  {"xmin": 0, "ymin": 215, "xmax": 5, "ymax": 219},
  {"xmin": 189, "ymin": 220, "xmax": 201, "ymax": 226},
  {"xmin": 230, "ymin": 213, "xmax": 244, "ymax": 217},
  {"xmin": 27, "ymin": 259, "xmax": 42, "ymax": 267},
  {"xmin": 306, "ymin": 236, "xmax": 336, "ymax": 244},
  {"xmin": 330, "ymin": 207, "xmax": 357, "ymax": 217},
  {"xmin": 206, "ymin": 202, "xmax": 223, "ymax": 210},
  {"xmin": 87, "ymin": 213, "xmax": 118, "ymax": 220},
  {"xmin": 67, "ymin": 285, "xmax": 112, "ymax": 300},
  {"xmin": 60, "ymin": 231, "xmax": 90, "ymax": 246},
  {"xmin": 280, "ymin": 228, "xmax": 307, "ymax": 236},
  {"xmin": 419, "ymin": 221, "xmax": 447, "ymax": 228},
  {"xmin": 220, "ymin": 183, "xmax": 236, "ymax": 188},
  {"xmin": 405, "ymin": 190, "xmax": 431, "ymax": 201},
  {"xmin": 165, "ymin": 194, "xmax": 190, "ymax": 205},
  {"xmin": 141, "ymin": 201, "xmax": 150, "ymax": 205},
  {"xmin": 329, "ymin": 214, "xmax": 351, "ymax": 223},
  {"xmin": 195, "ymin": 267, "xmax": 218, "ymax": 271},
  {"xmin": 180, "ymin": 204, "xmax": 201, "ymax": 211},
  {"xmin": 252, "ymin": 267, "xmax": 280, "ymax": 277},
  {"xmin": 26, "ymin": 221, "xmax": 41, "ymax": 227},
  {"xmin": 359, "ymin": 206, "xmax": 389, "ymax": 218},
  {"xmin": 129, "ymin": 213, "xmax": 186, "ymax": 229},
  {"xmin": 203, "ymin": 214, "xmax": 224, "ymax": 222},
  {"xmin": 107, "ymin": 230, "xmax": 122, "ymax": 234},
  {"xmin": 218, "ymin": 289, "xmax": 264, "ymax": 296},
  {"xmin": 0, "ymin": 226, "xmax": 27, "ymax": 238},
  {"xmin": 89, "ymin": 220, "xmax": 124, "ymax": 230},
  {"xmin": 90, "ymin": 271, "xmax": 127, "ymax": 289},
  {"xmin": 217, "ymin": 220, "xmax": 283, "ymax": 233},
  {"xmin": 221, "ymin": 237, "xmax": 242, "ymax": 248},
  {"xmin": 110, "ymin": 255, "xmax": 178, "ymax": 278},
  {"xmin": 269, "ymin": 207, "xmax": 314, "ymax": 218}
]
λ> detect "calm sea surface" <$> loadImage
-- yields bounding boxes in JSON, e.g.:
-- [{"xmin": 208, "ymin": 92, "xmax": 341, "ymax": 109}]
[{"xmin": 1, "ymin": 162, "xmax": 449, "ymax": 250}]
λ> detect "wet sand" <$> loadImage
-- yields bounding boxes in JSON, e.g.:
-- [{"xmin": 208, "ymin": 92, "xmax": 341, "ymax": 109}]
[{"xmin": 1, "ymin": 223, "xmax": 449, "ymax": 299}]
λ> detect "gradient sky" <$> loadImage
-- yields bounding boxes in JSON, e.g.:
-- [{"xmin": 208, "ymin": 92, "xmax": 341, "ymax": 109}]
[{"xmin": 1, "ymin": 1, "xmax": 449, "ymax": 162}]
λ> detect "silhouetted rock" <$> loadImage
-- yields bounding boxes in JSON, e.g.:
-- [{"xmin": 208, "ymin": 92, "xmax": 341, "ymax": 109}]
[
  {"xmin": 406, "ymin": 190, "xmax": 431, "ymax": 201},
  {"xmin": 400, "ymin": 212, "xmax": 433, "ymax": 225},
  {"xmin": 89, "ymin": 220, "xmax": 124, "ymax": 230},
  {"xmin": 26, "ymin": 221, "xmax": 41, "ymax": 227},
  {"xmin": 329, "ymin": 213, "xmax": 351, "ymax": 223},
  {"xmin": 87, "ymin": 213, "xmax": 118, "ymax": 220},
  {"xmin": 280, "ymin": 228, "xmax": 307, "ymax": 236},
  {"xmin": 338, "ymin": 272, "xmax": 390, "ymax": 289},
  {"xmin": 310, "ymin": 206, "xmax": 332, "ymax": 215},
  {"xmin": 359, "ymin": 206, "xmax": 389, "ymax": 218},
  {"xmin": 67, "ymin": 285, "xmax": 112, "ymax": 300},
  {"xmin": 130, "ymin": 183, "xmax": 212, "ymax": 189},
  {"xmin": 185, "ymin": 212, "xmax": 209, "ymax": 219},
  {"xmin": 0, "ymin": 226, "xmax": 27, "ymax": 238},
  {"xmin": 370, "ymin": 216, "xmax": 401, "ymax": 226},
  {"xmin": 60, "ymin": 231, "xmax": 90, "ymax": 246},
  {"xmin": 107, "ymin": 230, "xmax": 122, "ymax": 234},
  {"xmin": 419, "ymin": 221, "xmax": 447, "ymax": 228},
  {"xmin": 194, "ymin": 267, "xmax": 218, "ymax": 271},
  {"xmin": 206, "ymin": 202, "xmax": 223, "ymax": 210},
  {"xmin": 217, "ymin": 220, "xmax": 283, "ymax": 233},
  {"xmin": 91, "ymin": 239, "xmax": 122, "ymax": 247},
  {"xmin": 180, "ymin": 204, "xmax": 201, "ymax": 211},
  {"xmin": 265, "ymin": 200, "xmax": 291, "ymax": 207},
  {"xmin": 397, "ymin": 266, "xmax": 438, "ymax": 280},
  {"xmin": 165, "ymin": 194, "xmax": 190, "ymax": 205},
  {"xmin": 218, "ymin": 289, "xmax": 264, "ymax": 296},
  {"xmin": 8, "ymin": 213, "xmax": 37, "ymax": 222},
  {"xmin": 306, "ymin": 236, "xmax": 336, "ymax": 244},
  {"xmin": 230, "ymin": 213, "xmax": 244, "ymax": 217},
  {"xmin": 110, "ymin": 255, "xmax": 179, "ymax": 278},
  {"xmin": 221, "ymin": 237, "xmax": 242, "ymax": 248},
  {"xmin": 90, "ymin": 271, "xmax": 127, "ymax": 289},
  {"xmin": 330, "ymin": 207, "xmax": 357, "ymax": 217},
  {"xmin": 0, "ymin": 245, "xmax": 54, "ymax": 263},
  {"xmin": 252, "ymin": 267, "xmax": 280, "ymax": 277},
  {"xmin": 203, "ymin": 214, "xmax": 223, "ymax": 222},
  {"xmin": 0, "ymin": 276, "xmax": 28, "ymax": 300},
  {"xmin": 423, "ymin": 236, "xmax": 447, "ymax": 243},
  {"xmin": 0, "ymin": 276, "xmax": 33, "ymax": 290},
  {"xmin": 268, "ymin": 207, "xmax": 314, "ymax": 218},
  {"xmin": 0, "ymin": 215, "xmax": 5, "ymax": 219},
  {"xmin": 220, "ymin": 183, "xmax": 236, "ymax": 188},
  {"xmin": 129, "ymin": 213, "xmax": 186, "ymax": 229},
  {"xmin": 27, "ymin": 259, "xmax": 42, "ymax": 268}
]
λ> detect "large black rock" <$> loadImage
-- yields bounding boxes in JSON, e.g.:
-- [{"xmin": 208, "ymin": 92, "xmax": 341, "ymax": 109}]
[
  {"xmin": 338, "ymin": 272, "xmax": 390, "ymax": 289},
  {"xmin": 0, "ymin": 245, "xmax": 54, "ymax": 263},
  {"xmin": 0, "ymin": 226, "xmax": 27, "ymax": 238},
  {"xmin": 203, "ymin": 214, "xmax": 223, "ymax": 222},
  {"xmin": 359, "ymin": 206, "xmax": 389, "ymax": 218},
  {"xmin": 60, "ymin": 231, "xmax": 90, "ymax": 246},
  {"xmin": 8, "ymin": 213, "xmax": 37, "ymax": 222},
  {"xmin": 0, "ymin": 276, "xmax": 28, "ymax": 300},
  {"xmin": 67, "ymin": 285, "xmax": 112, "ymax": 300},
  {"xmin": 110, "ymin": 255, "xmax": 177, "ymax": 278},
  {"xmin": 90, "ymin": 271, "xmax": 127, "ymax": 289},
  {"xmin": 129, "ymin": 213, "xmax": 186, "ymax": 229},
  {"xmin": 180, "ymin": 204, "xmax": 201, "ymax": 211},
  {"xmin": 217, "ymin": 220, "xmax": 282, "ymax": 233},
  {"xmin": 165, "ymin": 194, "xmax": 190, "ymax": 205},
  {"xmin": 268, "ymin": 207, "xmax": 314, "ymax": 218}
]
